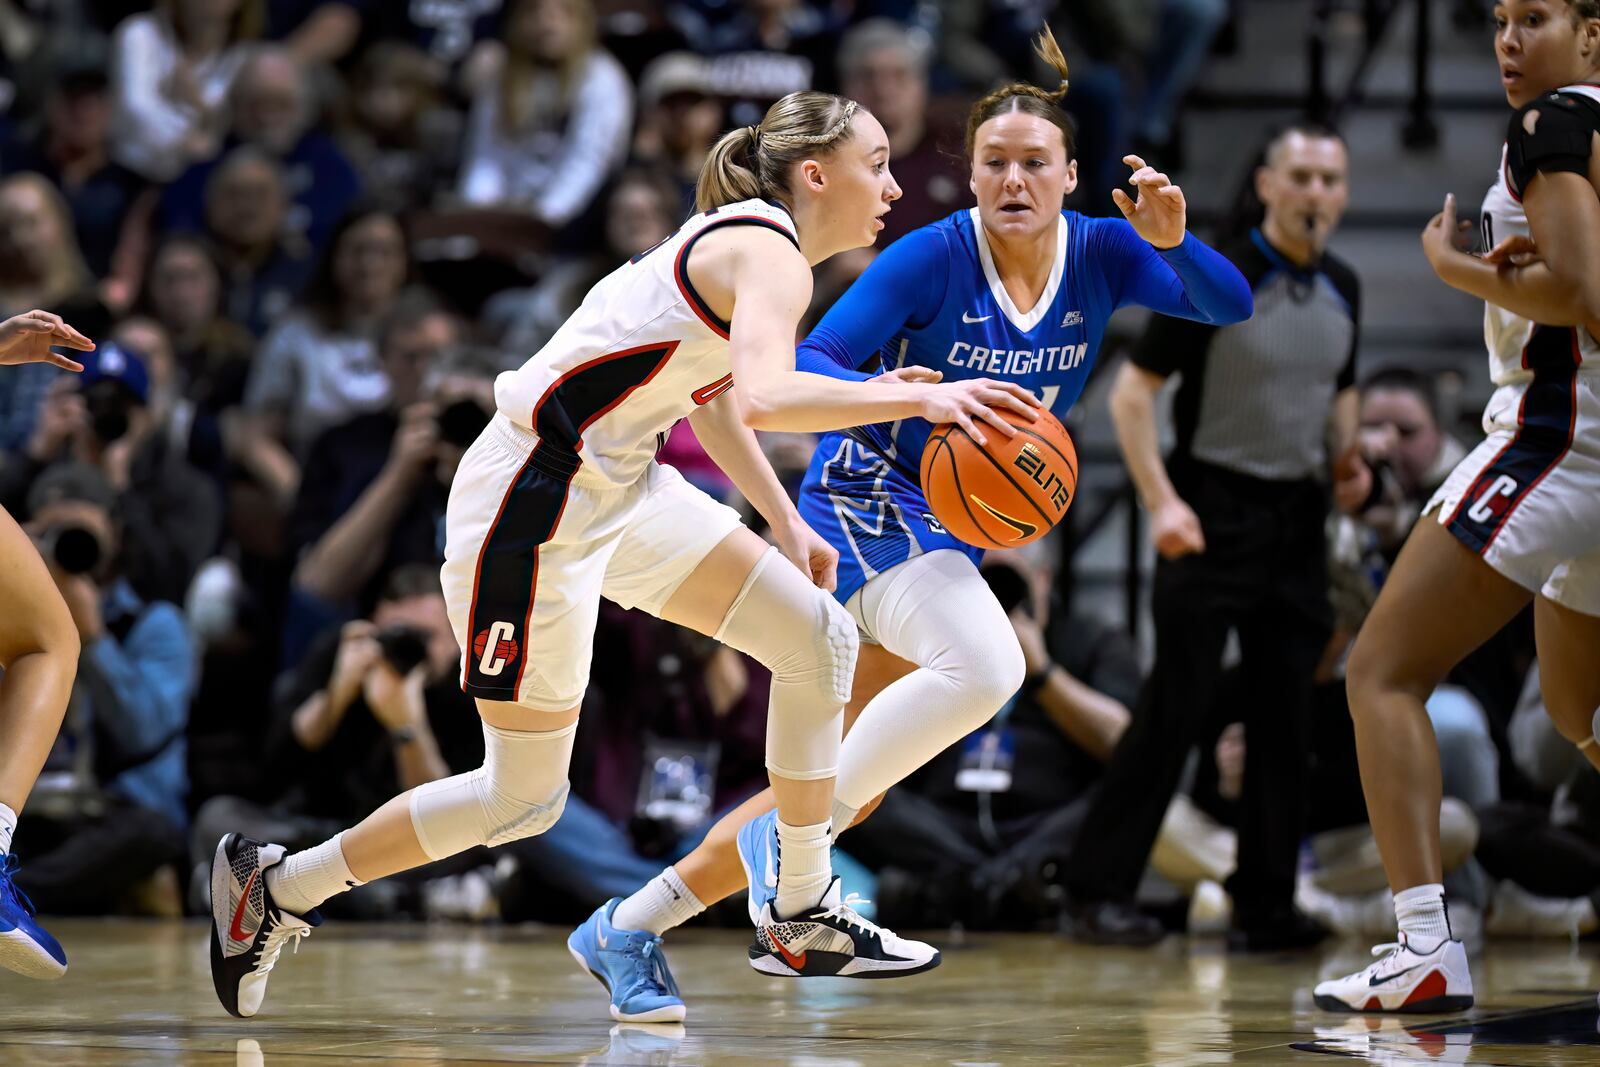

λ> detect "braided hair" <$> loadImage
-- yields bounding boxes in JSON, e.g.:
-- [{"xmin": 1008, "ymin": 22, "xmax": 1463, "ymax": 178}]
[{"xmin": 697, "ymin": 92, "xmax": 862, "ymax": 212}]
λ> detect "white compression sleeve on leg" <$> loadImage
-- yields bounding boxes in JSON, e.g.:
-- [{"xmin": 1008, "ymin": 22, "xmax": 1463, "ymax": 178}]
[
  {"xmin": 714, "ymin": 546, "xmax": 856, "ymax": 782},
  {"xmin": 407, "ymin": 719, "xmax": 576, "ymax": 860},
  {"xmin": 834, "ymin": 550, "xmax": 1025, "ymax": 810}
]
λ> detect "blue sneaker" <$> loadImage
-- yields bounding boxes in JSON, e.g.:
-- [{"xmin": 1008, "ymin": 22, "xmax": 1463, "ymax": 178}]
[
  {"xmin": 0, "ymin": 853, "xmax": 66, "ymax": 979},
  {"xmin": 567, "ymin": 899, "xmax": 686, "ymax": 1023},
  {"xmin": 735, "ymin": 808, "xmax": 779, "ymax": 924}
]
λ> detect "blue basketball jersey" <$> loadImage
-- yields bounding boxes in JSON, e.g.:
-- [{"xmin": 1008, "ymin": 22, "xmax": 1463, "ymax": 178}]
[{"xmin": 794, "ymin": 207, "xmax": 1252, "ymax": 604}]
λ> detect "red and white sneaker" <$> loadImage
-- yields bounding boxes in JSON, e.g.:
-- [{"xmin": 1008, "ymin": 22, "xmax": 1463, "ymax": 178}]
[{"xmin": 1313, "ymin": 934, "xmax": 1473, "ymax": 1014}]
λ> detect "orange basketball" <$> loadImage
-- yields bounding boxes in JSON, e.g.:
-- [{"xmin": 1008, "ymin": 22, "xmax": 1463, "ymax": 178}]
[{"xmin": 920, "ymin": 407, "xmax": 1078, "ymax": 549}]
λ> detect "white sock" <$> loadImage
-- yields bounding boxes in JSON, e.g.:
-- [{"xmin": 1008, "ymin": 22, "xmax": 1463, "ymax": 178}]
[
  {"xmin": 774, "ymin": 818, "xmax": 832, "ymax": 919},
  {"xmin": 611, "ymin": 867, "xmax": 706, "ymax": 935},
  {"xmin": 265, "ymin": 832, "xmax": 365, "ymax": 916},
  {"xmin": 0, "ymin": 802, "xmax": 15, "ymax": 855},
  {"xmin": 1394, "ymin": 882, "xmax": 1451, "ymax": 948}
]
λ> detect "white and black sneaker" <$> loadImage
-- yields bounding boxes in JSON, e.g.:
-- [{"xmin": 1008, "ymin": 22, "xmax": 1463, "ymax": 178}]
[
  {"xmin": 749, "ymin": 877, "xmax": 940, "ymax": 979},
  {"xmin": 209, "ymin": 833, "xmax": 321, "ymax": 1018}
]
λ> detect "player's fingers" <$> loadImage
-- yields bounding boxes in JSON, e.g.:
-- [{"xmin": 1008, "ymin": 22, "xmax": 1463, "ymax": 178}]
[
  {"xmin": 986, "ymin": 389, "xmax": 1041, "ymax": 420},
  {"xmin": 954, "ymin": 412, "xmax": 987, "ymax": 447},
  {"xmin": 1138, "ymin": 171, "xmax": 1170, "ymax": 188},
  {"xmin": 1122, "ymin": 154, "xmax": 1146, "ymax": 171},
  {"xmin": 1111, "ymin": 187, "xmax": 1135, "ymax": 218},
  {"xmin": 974, "ymin": 403, "xmax": 1019, "ymax": 438},
  {"xmin": 986, "ymin": 379, "xmax": 1042, "ymax": 407},
  {"xmin": 51, "ymin": 324, "xmax": 94, "ymax": 350},
  {"xmin": 47, "ymin": 352, "xmax": 85, "ymax": 372}
]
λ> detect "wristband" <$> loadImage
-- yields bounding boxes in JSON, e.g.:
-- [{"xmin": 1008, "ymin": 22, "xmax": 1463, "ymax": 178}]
[
  {"xmin": 1021, "ymin": 665, "xmax": 1053, "ymax": 698},
  {"xmin": 389, "ymin": 726, "xmax": 417, "ymax": 746}
]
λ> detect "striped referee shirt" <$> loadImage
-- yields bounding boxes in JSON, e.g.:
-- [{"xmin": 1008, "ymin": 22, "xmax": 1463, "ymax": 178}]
[{"xmin": 1132, "ymin": 228, "xmax": 1360, "ymax": 482}]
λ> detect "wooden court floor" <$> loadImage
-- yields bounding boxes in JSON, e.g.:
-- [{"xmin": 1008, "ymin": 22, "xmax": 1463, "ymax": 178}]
[{"xmin": 2, "ymin": 920, "xmax": 1598, "ymax": 1065}]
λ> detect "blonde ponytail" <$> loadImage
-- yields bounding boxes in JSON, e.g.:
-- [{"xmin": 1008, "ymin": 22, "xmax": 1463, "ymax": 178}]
[{"xmin": 695, "ymin": 91, "xmax": 862, "ymax": 212}]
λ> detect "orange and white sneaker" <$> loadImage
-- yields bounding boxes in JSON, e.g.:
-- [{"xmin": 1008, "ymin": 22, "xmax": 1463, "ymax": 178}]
[
  {"xmin": 1313, "ymin": 934, "xmax": 1474, "ymax": 1014},
  {"xmin": 749, "ymin": 877, "xmax": 940, "ymax": 979}
]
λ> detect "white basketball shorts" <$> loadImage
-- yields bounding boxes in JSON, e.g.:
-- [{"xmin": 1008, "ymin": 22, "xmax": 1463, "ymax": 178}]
[
  {"xmin": 1427, "ymin": 368, "xmax": 1600, "ymax": 616},
  {"xmin": 441, "ymin": 414, "xmax": 744, "ymax": 709}
]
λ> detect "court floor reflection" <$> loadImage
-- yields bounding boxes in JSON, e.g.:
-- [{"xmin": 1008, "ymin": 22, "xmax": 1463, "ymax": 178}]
[{"xmin": 0, "ymin": 919, "xmax": 1595, "ymax": 1065}]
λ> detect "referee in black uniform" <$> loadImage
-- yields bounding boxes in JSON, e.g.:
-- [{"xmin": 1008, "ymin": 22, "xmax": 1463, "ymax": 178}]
[{"xmin": 1063, "ymin": 124, "xmax": 1369, "ymax": 949}]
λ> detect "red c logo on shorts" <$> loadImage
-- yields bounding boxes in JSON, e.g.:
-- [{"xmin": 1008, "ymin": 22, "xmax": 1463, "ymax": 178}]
[{"xmin": 474, "ymin": 622, "xmax": 520, "ymax": 677}]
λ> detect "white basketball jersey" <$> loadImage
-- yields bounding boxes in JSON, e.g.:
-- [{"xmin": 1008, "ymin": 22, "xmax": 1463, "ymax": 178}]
[
  {"xmin": 493, "ymin": 198, "xmax": 800, "ymax": 488},
  {"xmin": 1479, "ymin": 83, "xmax": 1600, "ymax": 387}
]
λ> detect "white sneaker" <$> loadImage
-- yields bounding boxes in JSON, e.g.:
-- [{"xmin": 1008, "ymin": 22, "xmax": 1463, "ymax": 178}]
[
  {"xmin": 1313, "ymin": 935, "xmax": 1473, "ymax": 1014},
  {"xmin": 748, "ymin": 877, "xmax": 940, "ymax": 979}
]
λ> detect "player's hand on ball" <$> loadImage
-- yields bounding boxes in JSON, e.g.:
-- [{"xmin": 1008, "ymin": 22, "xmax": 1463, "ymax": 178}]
[
  {"xmin": 871, "ymin": 366, "xmax": 942, "ymax": 385},
  {"xmin": 0, "ymin": 310, "xmax": 94, "ymax": 370},
  {"xmin": 1150, "ymin": 496, "xmax": 1206, "ymax": 559},
  {"xmin": 921, "ymin": 378, "xmax": 1040, "ymax": 446},
  {"xmin": 777, "ymin": 519, "xmax": 839, "ymax": 592},
  {"xmin": 1113, "ymin": 155, "xmax": 1186, "ymax": 250}
]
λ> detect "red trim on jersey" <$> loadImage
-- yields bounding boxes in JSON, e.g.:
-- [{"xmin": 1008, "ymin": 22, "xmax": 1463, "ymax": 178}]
[
  {"xmin": 692, "ymin": 373, "xmax": 735, "ymax": 405},
  {"xmin": 673, "ymin": 215, "xmax": 800, "ymax": 340},
  {"xmin": 528, "ymin": 340, "xmax": 682, "ymax": 450}
]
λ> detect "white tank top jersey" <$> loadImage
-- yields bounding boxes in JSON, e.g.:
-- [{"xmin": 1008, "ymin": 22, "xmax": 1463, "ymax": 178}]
[
  {"xmin": 1479, "ymin": 82, "xmax": 1600, "ymax": 386},
  {"xmin": 492, "ymin": 197, "xmax": 800, "ymax": 488}
]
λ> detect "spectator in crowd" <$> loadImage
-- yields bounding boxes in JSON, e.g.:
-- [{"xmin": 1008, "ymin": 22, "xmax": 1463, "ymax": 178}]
[
  {"xmin": 0, "ymin": 173, "xmax": 113, "ymax": 450},
  {"xmin": 188, "ymin": 564, "xmax": 483, "ymax": 917},
  {"xmin": 1, "ymin": 53, "xmax": 148, "ymax": 291},
  {"xmin": 139, "ymin": 233, "xmax": 256, "ymax": 432},
  {"xmin": 482, "ymin": 166, "xmax": 682, "ymax": 358},
  {"xmin": 289, "ymin": 318, "xmax": 495, "ymax": 631},
  {"xmin": 200, "ymin": 147, "xmax": 315, "ymax": 339},
  {"xmin": 837, "ymin": 19, "xmax": 966, "ymax": 246},
  {"xmin": 1131, "ymin": 0, "xmax": 1230, "ymax": 168},
  {"xmin": 241, "ymin": 205, "xmax": 407, "ymax": 471},
  {"xmin": 844, "ymin": 543, "xmax": 1141, "ymax": 930},
  {"xmin": 261, "ymin": 0, "xmax": 365, "ymax": 66},
  {"xmin": 456, "ymin": 0, "xmax": 632, "ymax": 229},
  {"xmin": 630, "ymin": 51, "xmax": 722, "ymax": 212},
  {"xmin": 160, "ymin": 45, "xmax": 363, "ymax": 256},
  {"xmin": 108, "ymin": 0, "xmax": 257, "ymax": 182},
  {"xmin": 686, "ymin": 0, "xmax": 842, "ymax": 92},
  {"xmin": 365, "ymin": 0, "xmax": 506, "ymax": 93},
  {"xmin": 12, "ymin": 462, "xmax": 194, "ymax": 916},
  {"xmin": 2, "ymin": 342, "xmax": 222, "ymax": 605},
  {"xmin": 1064, "ymin": 124, "xmax": 1364, "ymax": 951},
  {"xmin": 338, "ymin": 41, "xmax": 461, "ymax": 217}
]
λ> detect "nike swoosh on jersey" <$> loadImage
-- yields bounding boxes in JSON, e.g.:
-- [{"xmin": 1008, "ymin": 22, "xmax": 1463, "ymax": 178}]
[
  {"xmin": 971, "ymin": 496, "xmax": 1038, "ymax": 540},
  {"xmin": 962, "ymin": 312, "xmax": 992, "ymax": 324}
]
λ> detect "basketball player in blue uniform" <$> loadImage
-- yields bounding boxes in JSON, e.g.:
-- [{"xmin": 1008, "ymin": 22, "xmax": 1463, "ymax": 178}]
[{"xmin": 573, "ymin": 28, "xmax": 1252, "ymax": 1018}]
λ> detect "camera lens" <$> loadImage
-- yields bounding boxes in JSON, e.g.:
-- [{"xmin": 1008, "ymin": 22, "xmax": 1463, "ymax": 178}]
[
  {"xmin": 49, "ymin": 525, "xmax": 102, "ymax": 574},
  {"xmin": 436, "ymin": 399, "xmax": 490, "ymax": 448}
]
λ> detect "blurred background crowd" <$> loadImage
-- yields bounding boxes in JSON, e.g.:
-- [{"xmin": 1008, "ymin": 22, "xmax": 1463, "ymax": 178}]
[{"xmin": 1, "ymin": 0, "xmax": 1594, "ymax": 955}]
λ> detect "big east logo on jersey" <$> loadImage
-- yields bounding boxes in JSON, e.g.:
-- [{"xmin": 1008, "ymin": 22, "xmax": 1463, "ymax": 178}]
[
  {"xmin": 1015, "ymin": 443, "xmax": 1071, "ymax": 511},
  {"xmin": 474, "ymin": 622, "xmax": 520, "ymax": 677}
]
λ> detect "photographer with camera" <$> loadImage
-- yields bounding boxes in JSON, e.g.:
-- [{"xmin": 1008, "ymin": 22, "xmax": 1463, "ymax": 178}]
[
  {"xmin": 0, "ymin": 340, "xmax": 221, "ymax": 606},
  {"xmin": 284, "ymin": 297, "xmax": 482, "ymax": 636},
  {"xmin": 11, "ymin": 461, "xmax": 194, "ymax": 917}
]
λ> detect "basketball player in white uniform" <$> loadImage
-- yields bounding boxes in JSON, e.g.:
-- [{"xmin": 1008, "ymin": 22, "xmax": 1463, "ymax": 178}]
[
  {"xmin": 1317, "ymin": 0, "xmax": 1600, "ymax": 1013},
  {"xmin": 206, "ymin": 91, "xmax": 1039, "ymax": 1020}
]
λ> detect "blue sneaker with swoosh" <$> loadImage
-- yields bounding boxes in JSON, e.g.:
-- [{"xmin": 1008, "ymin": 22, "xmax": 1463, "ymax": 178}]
[
  {"xmin": 0, "ymin": 853, "xmax": 66, "ymax": 979},
  {"xmin": 735, "ymin": 808, "xmax": 780, "ymax": 925},
  {"xmin": 568, "ymin": 898, "xmax": 686, "ymax": 1023}
]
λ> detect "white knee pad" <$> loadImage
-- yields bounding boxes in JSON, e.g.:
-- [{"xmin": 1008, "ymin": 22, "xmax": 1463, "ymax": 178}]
[
  {"xmin": 408, "ymin": 720, "xmax": 575, "ymax": 860},
  {"xmin": 715, "ymin": 547, "xmax": 857, "ymax": 781}
]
